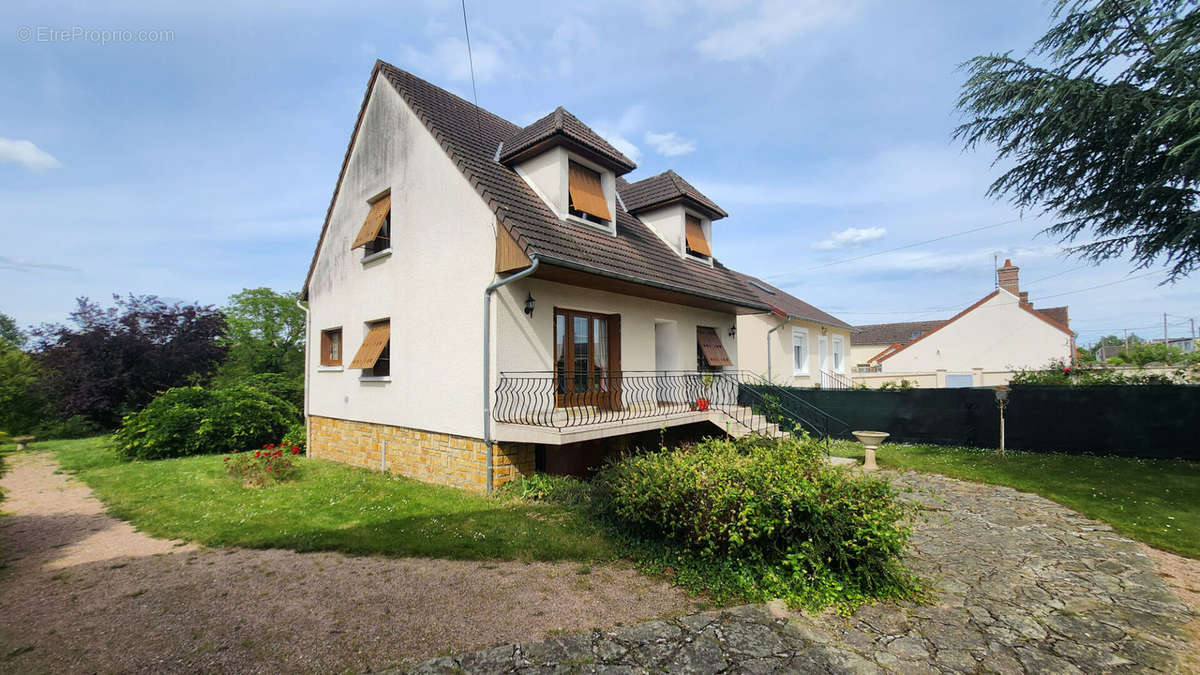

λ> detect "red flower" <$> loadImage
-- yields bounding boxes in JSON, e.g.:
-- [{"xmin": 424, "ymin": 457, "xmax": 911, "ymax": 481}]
[
  {"xmin": 254, "ymin": 450, "xmax": 261, "ymax": 458},
  {"xmin": 263, "ymin": 444, "xmax": 270, "ymax": 449},
  {"xmin": 291, "ymin": 448, "xmax": 300, "ymax": 455},
  {"xmin": 1062, "ymin": 367, "xmax": 1071, "ymax": 374}
]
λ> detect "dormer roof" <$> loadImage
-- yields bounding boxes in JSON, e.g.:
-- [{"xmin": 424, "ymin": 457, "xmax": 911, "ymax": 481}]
[
  {"xmin": 499, "ymin": 106, "xmax": 637, "ymax": 175},
  {"xmin": 621, "ymin": 170, "xmax": 728, "ymax": 220}
]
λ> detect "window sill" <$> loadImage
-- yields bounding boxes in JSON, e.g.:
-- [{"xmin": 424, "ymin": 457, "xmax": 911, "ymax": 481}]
[
  {"xmin": 358, "ymin": 375, "xmax": 391, "ymax": 383},
  {"xmin": 564, "ymin": 213, "xmax": 615, "ymax": 235},
  {"xmin": 685, "ymin": 253, "xmax": 714, "ymax": 268},
  {"xmin": 317, "ymin": 365, "xmax": 344, "ymax": 372},
  {"xmin": 361, "ymin": 249, "xmax": 393, "ymax": 265},
  {"xmin": 793, "ymin": 371, "xmax": 810, "ymax": 377}
]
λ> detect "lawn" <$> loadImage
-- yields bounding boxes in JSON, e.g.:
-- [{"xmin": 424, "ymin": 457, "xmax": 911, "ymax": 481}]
[
  {"xmin": 828, "ymin": 440, "xmax": 1200, "ymax": 559},
  {"xmin": 46, "ymin": 436, "xmax": 618, "ymax": 561}
]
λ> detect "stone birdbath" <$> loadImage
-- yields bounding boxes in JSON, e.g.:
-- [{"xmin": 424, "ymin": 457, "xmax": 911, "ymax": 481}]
[
  {"xmin": 13, "ymin": 435, "xmax": 35, "ymax": 451},
  {"xmin": 851, "ymin": 430, "xmax": 889, "ymax": 471}
]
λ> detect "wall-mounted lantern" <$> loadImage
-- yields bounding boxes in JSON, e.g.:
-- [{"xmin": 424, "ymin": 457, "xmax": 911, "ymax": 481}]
[
  {"xmin": 728, "ymin": 324, "xmax": 737, "ymax": 338},
  {"xmin": 523, "ymin": 292, "xmax": 536, "ymax": 318}
]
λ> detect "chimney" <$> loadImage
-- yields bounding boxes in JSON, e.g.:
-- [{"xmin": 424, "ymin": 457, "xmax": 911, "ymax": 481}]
[
  {"xmin": 997, "ymin": 259, "xmax": 1019, "ymax": 296},
  {"xmin": 1019, "ymin": 291, "xmax": 1031, "ymax": 306}
]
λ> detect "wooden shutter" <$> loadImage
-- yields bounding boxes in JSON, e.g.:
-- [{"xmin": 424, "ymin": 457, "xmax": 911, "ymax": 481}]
[
  {"xmin": 349, "ymin": 321, "xmax": 390, "ymax": 369},
  {"xmin": 696, "ymin": 326, "xmax": 732, "ymax": 366},
  {"xmin": 568, "ymin": 162, "xmax": 612, "ymax": 221},
  {"xmin": 685, "ymin": 215, "xmax": 712, "ymax": 257},
  {"xmin": 351, "ymin": 195, "xmax": 392, "ymax": 249}
]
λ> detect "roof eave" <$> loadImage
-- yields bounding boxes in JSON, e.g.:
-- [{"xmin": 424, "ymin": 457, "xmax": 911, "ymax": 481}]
[{"xmin": 500, "ymin": 133, "xmax": 637, "ymax": 175}]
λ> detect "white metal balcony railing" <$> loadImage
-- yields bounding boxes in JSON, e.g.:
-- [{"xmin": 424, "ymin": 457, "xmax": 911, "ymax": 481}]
[{"xmin": 493, "ymin": 370, "xmax": 850, "ymax": 439}]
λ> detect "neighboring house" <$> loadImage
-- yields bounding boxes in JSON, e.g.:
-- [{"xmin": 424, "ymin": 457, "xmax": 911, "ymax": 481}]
[
  {"xmin": 849, "ymin": 260, "xmax": 1075, "ymax": 387},
  {"xmin": 301, "ymin": 61, "xmax": 798, "ymax": 492},
  {"xmin": 733, "ymin": 273, "xmax": 856, "ymax": 388},
  {"xmin": 1148, "ymin": 337, "xmax": 1197, "ymax": 354}
]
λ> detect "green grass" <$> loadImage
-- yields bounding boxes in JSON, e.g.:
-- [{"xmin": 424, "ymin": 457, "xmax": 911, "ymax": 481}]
[
  {"xmin": 829, "ymin": 440, "xmax": 1200, "ymax": 559},
  {"xmin": 46, "ymin": 436, "xmax": 619, "ymax": 561}
]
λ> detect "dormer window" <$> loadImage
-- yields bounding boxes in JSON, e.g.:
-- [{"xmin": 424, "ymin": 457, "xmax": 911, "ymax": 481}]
[
  {"xmin": 684, "ymin": 214, "xmax": 711, "ymax": 259},
  {"xmin": 351, "ymin": 192, "xmax": 392, "ymax": 260},
  {"xmin": 568, "ymin": 161, "xmax": 611, "ymax": 224}
]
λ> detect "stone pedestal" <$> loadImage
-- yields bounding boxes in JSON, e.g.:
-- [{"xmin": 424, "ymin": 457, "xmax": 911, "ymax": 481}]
[{"xmin": 851, "ymin": 431, "xmax": 889, "ymax": 471}]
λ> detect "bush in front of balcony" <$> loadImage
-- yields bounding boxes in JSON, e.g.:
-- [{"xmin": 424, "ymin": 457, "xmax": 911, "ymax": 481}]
[{"xmin": 594, "ymin": 435, "xmax": 922, "ymax": 612}]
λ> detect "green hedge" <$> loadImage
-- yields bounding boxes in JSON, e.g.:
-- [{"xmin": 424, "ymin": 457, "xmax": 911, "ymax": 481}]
[
  {"xmin": 112, "ymin": 385, "xmax": 297, "ymax": 460},
  {"xmin": 595, "ymin": 436, "xmax": 920, "ymax": 610}
]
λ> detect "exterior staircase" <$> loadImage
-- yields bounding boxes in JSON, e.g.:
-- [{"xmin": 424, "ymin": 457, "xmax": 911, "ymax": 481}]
[{"xmin": 720, "ymin": 406, "xmax": 792, "ymax": 439}]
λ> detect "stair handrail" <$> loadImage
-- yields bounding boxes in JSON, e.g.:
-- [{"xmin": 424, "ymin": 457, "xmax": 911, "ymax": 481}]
[{"xmin": 717, "ymin": 371, "xmax": 852, "ymax": 439}]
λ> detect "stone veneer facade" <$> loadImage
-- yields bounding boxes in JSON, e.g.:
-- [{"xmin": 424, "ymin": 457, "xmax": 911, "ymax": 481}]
[{"xmin": 308, "ymin": 415, "xmax": 534, "ymax": 491}]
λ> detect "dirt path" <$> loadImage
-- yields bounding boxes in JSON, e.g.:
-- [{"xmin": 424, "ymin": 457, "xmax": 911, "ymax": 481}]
[{"xmin": 0, "ymin": 453, "xmax": 695, "ymax": 673}]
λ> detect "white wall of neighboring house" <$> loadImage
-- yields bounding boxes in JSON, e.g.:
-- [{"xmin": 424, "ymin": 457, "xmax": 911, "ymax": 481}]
[
  {"xmin": 494, "ymin": 277, "xmax": 739, "ymax": 377},
  {"xmin": 876, "ymin": 290, "xmax": 1073, "ymax": 377},
  {"xmin": 736, "ymin": 314, "xmax": 853, "ymax": 387},
  {"xmin": 306, "ymin": 73, "xmax": 497, "ymax": 439},
  {"xmin": 850, "ymin": 344, "xmax": 888, "ymax": 367}
]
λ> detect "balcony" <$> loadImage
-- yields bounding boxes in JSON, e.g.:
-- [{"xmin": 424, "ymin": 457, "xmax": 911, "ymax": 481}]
[{"xmin": 492, "ymin": 370, "xmax": 849, "ymax": 445}]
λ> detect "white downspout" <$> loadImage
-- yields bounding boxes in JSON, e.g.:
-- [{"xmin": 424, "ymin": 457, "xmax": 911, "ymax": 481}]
[
  {"xmin": 766, "ymin": 316, "xmax": 791, "ymax": 384},
  {"xmin": 295, "ymin": 298, "xmax": 311, "ymax": 458},
  {"xmin": 483, "ymin": 255, "xmax": 540, "ymax": 493}
]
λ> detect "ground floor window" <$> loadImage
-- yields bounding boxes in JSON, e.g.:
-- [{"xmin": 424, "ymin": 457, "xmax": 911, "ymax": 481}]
[{"xmin": 554, "ymin": 309, "xmax": 620, "ymax": 407}]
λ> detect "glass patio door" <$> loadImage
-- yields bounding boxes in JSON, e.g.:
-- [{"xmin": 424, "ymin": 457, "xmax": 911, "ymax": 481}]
[{"xmin": 554, "ymin": 309, "xmax": 621, "ymax": 408}]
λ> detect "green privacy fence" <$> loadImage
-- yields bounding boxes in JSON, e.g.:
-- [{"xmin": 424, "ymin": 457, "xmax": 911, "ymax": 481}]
[{"xmin": 754, "ymin": 385, "xmax": 1200, "ymax": 460}]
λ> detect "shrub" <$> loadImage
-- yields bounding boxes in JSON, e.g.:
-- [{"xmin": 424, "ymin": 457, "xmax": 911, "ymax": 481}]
[
  {"xmin": 33, "ymin": 414, "xmax": 100, "ymax": 440},
  {"xmin": 1010, "ymin": 359, "xmax": 1178, "ymax": 385},
  {"xmin": 879, "ymin": 379, "xmax": 917, "ymax": 390},
  {"xmin": 224, "ymin": 443, "xmax": 302, "ymax": 487},
  {"xmin": 239, "ymin": 372, "xmax": 304, "ymax": 411},
  {"xmin": 594, "ymin": 436, "xmax": 920, "ymax": 611},
  {"xmin": 113, "ymin": 385, "xmax": 296, "ymax": 460},
  {"xmin": 281, "ymin": 421, "xmax": 306, "ymax": 453}
]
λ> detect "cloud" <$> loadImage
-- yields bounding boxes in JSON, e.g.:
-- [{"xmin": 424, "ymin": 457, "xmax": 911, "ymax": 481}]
[
  {"xmin": 812, "ymin": 226, "xmax": 886, "ymax": 250},
  {"xmin": 593, "ymin": 105, "xmax": 650, "ymax": 163},
  {"xmin": 0, "ymin": 138, "xmax": 62, "ymax": 171},
  {"xmin": 645, "ymin": 131, "xmax": 696, "ymax": 157},
  {"xmin": 397, "ymin": 30, "xmax": 511, "ymax": 85},
  {"xmin": 694, "ymin": 144, "xmax": 986, "ymax": 208},
  {"xmin": 696, "ymin": 0, "xmax": 859, "ymax": 62},
  {"xmin": 0, "ymin": 256, "xmax": 78, "ymax": 273}
]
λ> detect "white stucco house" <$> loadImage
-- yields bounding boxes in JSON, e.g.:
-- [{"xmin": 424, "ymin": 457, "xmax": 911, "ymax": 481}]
[
  {"xmin": 849, "ymin": 260, "xmax": 1075, "ymax": 388},
  {"xmin": 301, "ymin": 61, "xmax": 840, "ymax": 491},
  {"xmin": 733, "ymin": 273, "xmax": 856, "ymax": 388}
]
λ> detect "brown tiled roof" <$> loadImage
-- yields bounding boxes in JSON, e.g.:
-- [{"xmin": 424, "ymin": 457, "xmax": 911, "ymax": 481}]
[
  {"xmin": 498, "ymin": 106, "xmax": 637, "ymax": 174},
  {"xmin": 851, "ymin": 320, "xmax": 948, "ymax": 346},
  {"xmin": 1036, "ymin": 305, "xmax": 1069, "ymax": 328},
  {"xmin": 732, "ymin": 272, "xmax": 852, "ymax": 330},
  {"xmin": 621, "ymin": 170, "xmax": 728, "ymax": 220},
  {"xmin": 302, "ymin": 61, "xmax": 766, "ymax": 310}
]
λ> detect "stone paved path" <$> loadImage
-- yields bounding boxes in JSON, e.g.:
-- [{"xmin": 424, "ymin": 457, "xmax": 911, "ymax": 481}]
[{"xmin": 409, "ymin": 471, "xmax": 1195, "ymax": 673}]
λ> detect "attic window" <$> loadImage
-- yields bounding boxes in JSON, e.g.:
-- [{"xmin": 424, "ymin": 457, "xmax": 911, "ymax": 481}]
[
  {"xmin": 568, "ymin": 161, "xmax": 611, "ymax": 223},
  {"xmin": 685, "ymin": 215, "xmax": 712, "ymax": 258},
  {"xmin": 748, "ymin": 280, "xmax": 776, "ymax": 295},
  {"xmin": 352, "ymin": 194, "xmax": 392, "ymax": 254},
  {"xmin": 910, "ymin": 330, "xmax": 923, "ymax": 340}
]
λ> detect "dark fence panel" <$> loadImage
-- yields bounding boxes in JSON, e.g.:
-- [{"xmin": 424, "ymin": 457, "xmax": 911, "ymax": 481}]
[{"xmin": 766, "ymin": 385, "xmax": 1200, "ymax": 459}]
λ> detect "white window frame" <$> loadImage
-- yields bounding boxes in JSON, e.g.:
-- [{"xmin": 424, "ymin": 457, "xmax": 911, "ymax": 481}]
[
  {"xmin": 562, "ymin": 152, "xmax": 617, "ymax": 236},
  {"xmin": 832, "ymin": 334, "xmax": 846, "ymax": 374},
  {"xmin": 792, "ymin": 327, "xmax": 810, "ymax": 375}
]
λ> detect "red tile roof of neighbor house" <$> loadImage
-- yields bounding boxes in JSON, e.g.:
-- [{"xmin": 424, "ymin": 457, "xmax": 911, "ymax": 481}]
[
  {"xmin": 863, "ymin": 290, "xmax": 1075, "ymax": 363},
  {"xmin": 732, "ymin": 272, "xmax": 853, "ymax": 330},
  {"xmin": 851, "ymin": 320, "xmax": 948, "ymax": 346},
  {"xmin": 303, "ymin": 60, "xmax": 774, "ymax": 312},
  {"xmin": 620, "ymin": 170, "xmax": 729, "ymax": 220}
]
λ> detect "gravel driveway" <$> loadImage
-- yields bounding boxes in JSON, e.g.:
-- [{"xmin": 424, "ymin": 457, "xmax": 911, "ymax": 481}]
[
  {"xmin": 0, "ymin": 452, "xmax": 695, "ymax": 673},
  {"xmin": 412, "ymin": 471, "xmax": 1198, "ymax": 673}
]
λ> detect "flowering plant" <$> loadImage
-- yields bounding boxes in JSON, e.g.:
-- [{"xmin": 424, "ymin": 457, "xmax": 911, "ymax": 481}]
[{"xmin": 224, "ymin": 442, "xmax": 301, "ymax": 487}]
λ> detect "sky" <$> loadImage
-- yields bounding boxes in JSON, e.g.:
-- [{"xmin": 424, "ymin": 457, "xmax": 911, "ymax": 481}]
[{"xmin": 1, "ymin": 0, "xmax": 1196, "ymax": 346}]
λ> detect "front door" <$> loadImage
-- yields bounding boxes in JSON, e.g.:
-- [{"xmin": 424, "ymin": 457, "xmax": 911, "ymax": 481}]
[
  {"xmin": 818, "ymin": 335, "xmax": 829, "ymax": 387},
  {"xmin": 555, "ymin": 309, "xmax": 621, "ymax": 409}
]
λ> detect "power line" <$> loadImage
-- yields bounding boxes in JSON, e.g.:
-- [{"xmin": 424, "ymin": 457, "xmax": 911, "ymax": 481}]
[
  {"xmin": 1035, "ymin": 271, "xmax": 1161, "ymax": 300},
  {"xmin": 460, "ymin": 0, "xmax": 482, "ymax": 135},
  {"xmin": 764, "ymin": 217, "xmax": 1023, "ymax": 278}
]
